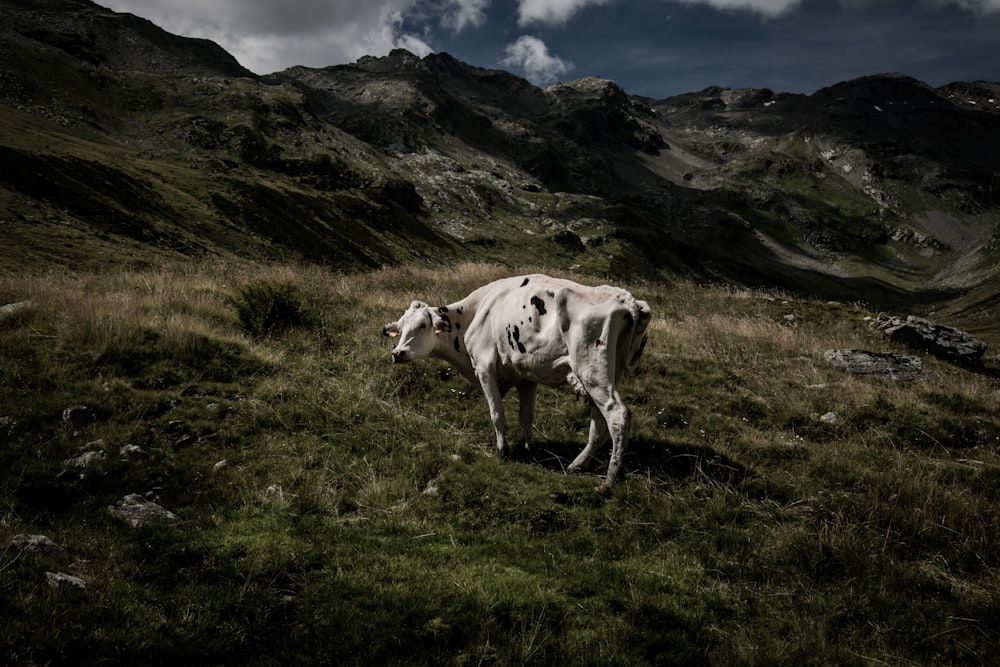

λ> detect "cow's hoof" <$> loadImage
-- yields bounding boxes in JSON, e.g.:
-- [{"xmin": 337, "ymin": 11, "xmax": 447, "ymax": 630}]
[
  {"xmin": 595, "ymin": 483, "xmax": 613, "ymax": 496},
  {"xmin": 566, "ymin": 464, "xmax": 580, "ymax": 475}
]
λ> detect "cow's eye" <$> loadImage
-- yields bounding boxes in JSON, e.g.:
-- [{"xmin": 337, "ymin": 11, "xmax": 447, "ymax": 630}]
[{"xmin": 419, "ymin": 323, "xmax": 427, "ymax": 330}]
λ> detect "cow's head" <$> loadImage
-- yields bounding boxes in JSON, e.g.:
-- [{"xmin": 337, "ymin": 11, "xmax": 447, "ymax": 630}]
[{"xmin": 383, "ymin": 300, "xmax": 451, "ymax": 364}]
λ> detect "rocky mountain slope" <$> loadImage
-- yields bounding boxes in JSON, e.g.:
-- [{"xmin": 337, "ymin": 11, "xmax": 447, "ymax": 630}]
[{"xmin": 2, "ymin": 0, "xmax": 999, "ymax": 327}]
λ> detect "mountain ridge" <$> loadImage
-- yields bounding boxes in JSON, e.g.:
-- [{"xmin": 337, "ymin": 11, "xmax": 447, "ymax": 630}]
[{"xmin": 2, "ymin": 0, "xmax": 999, "ymax": 330}]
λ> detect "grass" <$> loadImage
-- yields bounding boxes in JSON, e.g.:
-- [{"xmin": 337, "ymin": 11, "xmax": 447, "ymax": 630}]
[{"xmin": 1, "ymin": 261, "xmax": 999, "ymax": 665}]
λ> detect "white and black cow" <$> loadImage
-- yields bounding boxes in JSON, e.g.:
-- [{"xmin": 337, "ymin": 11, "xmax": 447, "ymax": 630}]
[{"xmin": 383, "ymin": 274, "xmax": 651, "ymax": 492}]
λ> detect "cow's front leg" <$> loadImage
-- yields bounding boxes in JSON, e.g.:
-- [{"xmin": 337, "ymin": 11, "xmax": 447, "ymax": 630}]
[
  {"xmin": 516, "ymin": 382, "xmax": 538, "ymax": 450},
  {"xmin": 476, "ymin": 369, "xmax": 510, "ymax": 457}
]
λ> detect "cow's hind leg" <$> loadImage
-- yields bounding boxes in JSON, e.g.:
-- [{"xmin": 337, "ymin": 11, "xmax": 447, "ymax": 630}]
[
  {"xmin": 516, "ymin": 382, "xmax": 538, "ymax": 451},
  {"xmin": 600, "ymin": 398, "xmax": 630, "ymax": 493},
  {"xmin": 567, "ymin": 403, "xmax": 608, "ymax": 473},
  {"xmin": 584, "ymin": 386, "xmax": 630, "ymax": 493}
]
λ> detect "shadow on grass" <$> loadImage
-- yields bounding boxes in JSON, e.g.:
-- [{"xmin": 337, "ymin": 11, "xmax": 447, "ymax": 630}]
[{"xmin": 517, "ymin": 437, "xmax": 748, "ymax": 487}]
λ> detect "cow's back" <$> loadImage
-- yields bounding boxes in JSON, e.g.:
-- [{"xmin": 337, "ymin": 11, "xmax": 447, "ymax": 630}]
[
  {"xmin": 463, "ymin": 275, "xmax": 576, "ymax": 385},
  {"xmin": 463, "ymin": 275, "xmax": 649, "ymax": 388}
]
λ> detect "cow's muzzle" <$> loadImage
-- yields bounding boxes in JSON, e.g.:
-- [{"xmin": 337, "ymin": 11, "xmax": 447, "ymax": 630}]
[{"xmin": 391, "ymin": 349, "xmax": 408, "ymax": 364}]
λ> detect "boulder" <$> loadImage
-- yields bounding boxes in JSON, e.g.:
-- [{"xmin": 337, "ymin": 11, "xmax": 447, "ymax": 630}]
[
  {"xmin": 64, "ymin": 449, "xmax": 106, "ymax": 468},
  {"xmin": 108, "ymin": 494, "xmax": 179, "ymax": 527},
  {"xmin": 824, "ymin": 349, "xmax": 926, "ymax": 381},
  {"xmin": 872, "ymin": 314, "xmax": 987, "ymax": 363},
  {"xmin": 11, "ymin": 534, "xmax": 63, "ymax": 554},
  {"xmin": 45, "ymin": 571, "xmax": 86, "ymax": 590},
  {"xmin": 0, "ymin": 300, "xmax": 33, "ymax": 323}
]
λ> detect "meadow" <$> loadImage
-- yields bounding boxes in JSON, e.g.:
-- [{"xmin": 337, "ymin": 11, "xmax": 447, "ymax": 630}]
[{"xmin": 1, "ymin": 261, "xmax": 998, "ymax": 665}]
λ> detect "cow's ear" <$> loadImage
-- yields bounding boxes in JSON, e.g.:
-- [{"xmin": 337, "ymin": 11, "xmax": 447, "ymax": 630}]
[
  {"xmin": 409, "ymin": 300, "xmax": 428, "ymax": 310},
  {"xmin": 383, "ymin": 322, "xmax": 400, "ymax": 338}
]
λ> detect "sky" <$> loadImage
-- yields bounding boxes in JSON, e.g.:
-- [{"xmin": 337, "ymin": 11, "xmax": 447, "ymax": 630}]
[{"xmin": 98, "ymin": 0, "xmax": 1000, "ymax": 98}]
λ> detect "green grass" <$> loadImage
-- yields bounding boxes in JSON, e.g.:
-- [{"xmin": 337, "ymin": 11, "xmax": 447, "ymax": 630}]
[{"xmin": 1, "ymin": 262, "xmax": 999, "ymax": 665}]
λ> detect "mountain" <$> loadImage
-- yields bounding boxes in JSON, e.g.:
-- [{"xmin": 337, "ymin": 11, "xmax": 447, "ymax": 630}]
[{"xmin": 2, "ymin": 0, "xmax": 999, "ymax": 328}]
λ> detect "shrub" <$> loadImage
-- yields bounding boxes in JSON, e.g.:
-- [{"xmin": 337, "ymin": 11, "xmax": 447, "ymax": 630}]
[{"xmin": 233, "ymin": 281, "xmax": 311, "ymax": 337}]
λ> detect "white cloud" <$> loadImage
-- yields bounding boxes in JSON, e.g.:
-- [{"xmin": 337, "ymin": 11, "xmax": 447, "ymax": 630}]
[
  {"xmin": 671, "ymin": 0, "xmax": 803, "ymax": 17},
  {"xmin": 356, "ymin": 8, "xmax": 434, "ymax": 61},
  {"xmin": 676, "ymin": 0, "xmax": 1000, "ymax": 16},
  {"xmin": 500, "ymin": 35, "xmax": 572, "ymax": 83},
  {"xmin": 516, "ymin": 0, "xmax": 613, "ymax": 26},
  {"xmin": 927, "ymin": 0, "xmax": 1000, "ymax": 12},
  {"xmin": 100, "ymin": 0, "xmax": 447, "ymax": 73},
  {"xmin": 442, "ymin": 0, "xmax": 493, "ymax": 30}
]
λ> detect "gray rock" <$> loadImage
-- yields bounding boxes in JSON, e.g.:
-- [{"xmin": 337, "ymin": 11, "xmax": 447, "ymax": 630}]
[
  {"xmin": 872, "ymin": 314, "xmax": 987, "ymax": 363},
  {"xmin": 108, "ymin": 494, "xmax": 179, "ymax": 527},
  {"xmin": 65, "ymin": 449, "xmax": 106, "ymax": 468},
  {"xmin": 11, "ymin": 534, "xmax": 64, "ymax": 553},
  {"xmin": 0, "ymin": 300, "xmax": 34, "ymax": 322},
  {"xmin": 824, "ymin": 349, "xmax": 927, "ymax": 381},
  {"xmin": 45, "ymin": 571, "xmax": 86, "ymax": 589}
]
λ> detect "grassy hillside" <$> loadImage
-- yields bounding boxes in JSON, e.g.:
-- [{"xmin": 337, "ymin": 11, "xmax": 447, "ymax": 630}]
[{"xmin": 1, "ymin": 261, "xmax": 998, "ymax": 665}]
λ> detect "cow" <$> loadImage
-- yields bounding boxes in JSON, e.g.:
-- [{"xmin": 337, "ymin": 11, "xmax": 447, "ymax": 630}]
[{"xmin": 383, "ymin": 274, "xmax": 651, "ymax": 493}]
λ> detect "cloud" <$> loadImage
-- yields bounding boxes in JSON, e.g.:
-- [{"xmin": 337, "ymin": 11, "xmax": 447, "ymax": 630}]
[
  {"xmin": 930, "ymin": 0, "xmax": 1000, "ymax": 12},
  {"xmin": 440, "ymin": 0, "xmax": 493, "ymax": 30},
  {"xmin": 500, "ymin": 35, "xmax": 573, "ymax": 83},
  {"xmin": 671, "ymin": 0, "xmax": 804, "ymax": 17},
  {"xmin": 516, "ymin": 0, "xmax": 613, "ymax": 26},
  {"xmin": 100, "ymin": 0, "xmax": 454, "ymax": 73},
  {"xmin": 675, "ymin": 0, "xmax": 1000, "ymax": 16}
]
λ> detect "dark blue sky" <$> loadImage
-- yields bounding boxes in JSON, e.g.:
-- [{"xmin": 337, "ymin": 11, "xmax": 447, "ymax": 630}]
[{"xmin": 103, "ymin": 0, "xmax": 1000, "ymax": 98}]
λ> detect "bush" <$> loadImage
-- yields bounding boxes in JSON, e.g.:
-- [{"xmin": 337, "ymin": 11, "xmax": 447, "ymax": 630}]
[{"xmin": 233, "ymin": 281, "xmax": 311, "ymax": 337}]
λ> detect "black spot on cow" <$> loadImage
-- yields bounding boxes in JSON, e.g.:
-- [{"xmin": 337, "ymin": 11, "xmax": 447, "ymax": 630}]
[
  {"xmin": 520, "ymin": 278, "xmax": 530, "ymax": 287},
  {"xmin": 530, "ymin": 296, "xmax": 547, "ymax": 315},
  {"xmin": 454, "ymin": 337, "xmax": 461, "ymax": 353},
  {"xmin": 512, "ymin": 325, "xmax": 526, "ymax": 354},
  {"xmin": 456, "ymin": 307, "xmax": 464, "ymax": 315},
  {"xmin": 438, "ymin": 306, "xmax": 449, "ymax": 313}
]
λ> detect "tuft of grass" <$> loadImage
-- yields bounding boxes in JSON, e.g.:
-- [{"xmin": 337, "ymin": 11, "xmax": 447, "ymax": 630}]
[
  {"xmin": 1, "ymin": 260, "xmax": 999, "ymax": 665},
  {"xmin": 232, "ymin": 280, "xmax": 313, "ymax": 338}
]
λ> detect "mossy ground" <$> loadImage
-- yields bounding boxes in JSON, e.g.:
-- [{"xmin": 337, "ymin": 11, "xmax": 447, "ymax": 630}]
[{"xmin": 1, "ymin": 261, "xmax": 998, "ymax": 665}]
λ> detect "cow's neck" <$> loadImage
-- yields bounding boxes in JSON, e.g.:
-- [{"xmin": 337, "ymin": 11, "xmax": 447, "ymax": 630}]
[{"xmin": 430, "ymin": 297, "xmax": 477, "ymax": 383}]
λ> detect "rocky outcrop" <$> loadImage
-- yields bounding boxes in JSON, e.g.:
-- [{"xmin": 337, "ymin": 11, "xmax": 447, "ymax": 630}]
[
  {"xmin": 872, "ymin": 314, "xmax": 987, "ymax": 364},
  {"xmin": 0, "ymin": 300, "xmax": 34, "ymax": 323},
  {"xmin": 11, "ymin": 533, "xmax": 64, "ymax": 553},
  {"xmin": 45, "ymin": 571, "xmax": 86, "ymax": 589},
  {"xmin": 108, "ymin": 494, "xmax": 179, "ymax": 527},
  {"xmin": 824, "ymin": 349, "xmax": 927, "ymax": 380}
]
